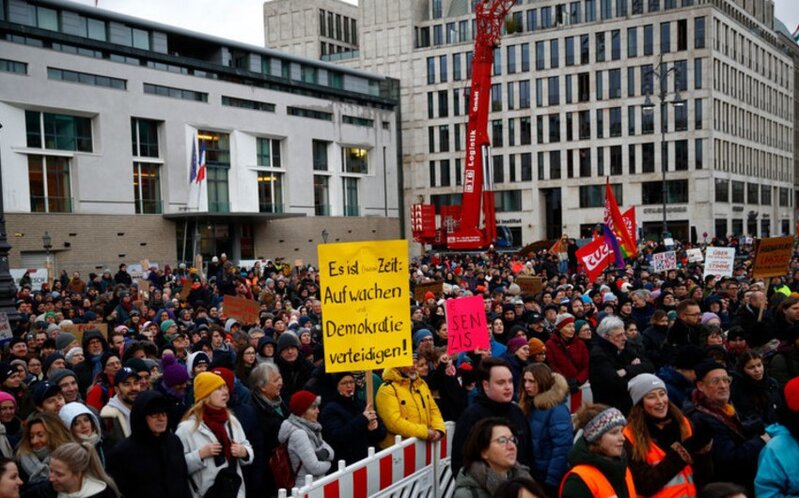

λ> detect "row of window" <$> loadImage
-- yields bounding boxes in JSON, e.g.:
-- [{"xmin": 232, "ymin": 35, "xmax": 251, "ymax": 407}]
[
  {"xmin": 714, "ymin": 139, "xmax": 792, "ymax": 183},
  {"xmin": 0, "ymin": 57, "xmax": 26, "ymax": 74},
  {"xmin": 714, "ymin": 219, "xmax": 791, "ymax": 240},
  {"xmin": 417, "ymin": 0, "xmax": 697, "ymax": 48},
  {"xmin": 713, "ymin": 180, "xmax": 791, "ymax": 207},
  {"xmin": 713, "ymin": 59, "xmax": 792, "ymax": 124},
  {"xmin": 713, "ymin": 98, "xmax": 792, "ymax": 153},
  {"xmin": 318, "ymin": 9, "xmax": 357, "ymax": 46},
  {"xmin": 714, "ymin": 17, "xmax": 791, "ymax": 91}
]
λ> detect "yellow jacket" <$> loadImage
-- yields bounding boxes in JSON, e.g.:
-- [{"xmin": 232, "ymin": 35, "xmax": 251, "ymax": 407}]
[{"xmin": 375, "ymin": 367, "xmax": 446, "ymax": 448}]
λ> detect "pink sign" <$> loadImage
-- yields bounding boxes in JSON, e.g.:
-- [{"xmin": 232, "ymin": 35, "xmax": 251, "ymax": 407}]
[{"xmin": 445, "ymin": 295, "xmax": 490, "ymax": 355}]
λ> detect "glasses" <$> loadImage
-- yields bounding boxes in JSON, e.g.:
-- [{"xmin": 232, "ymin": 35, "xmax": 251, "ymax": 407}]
[
  {"xmin": 492, "ymin": 435, "xmax": 518, "ymax": 446},
  {"xmin": 706, "ymin": 376, "xmax": 732, "ymax": 386},
  {"xmin": 338, "ymin": 379, "xmax": 355, "ymax": 386}
]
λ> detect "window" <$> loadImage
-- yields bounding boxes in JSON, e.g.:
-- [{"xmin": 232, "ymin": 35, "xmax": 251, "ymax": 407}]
[
  {"xmin": 628, "ymin": 67, "xmax": 636, "ymax": 97},
  {"xmin": 548, "ymin": 76, "xmax": 559, "ymax": 105},
  {"xmin": 551, "ymin": 39, "xmax": 559, "ymax": 68},
  {"xmin": 642, "ymin": 105, "xmax": 655, "ymax": 134},
  {"xmin": 596, "ymin": 71, "xmax": 604, "ymax": 100},
  {"xmin": 257, "ymin": 138, "xmax": 282, "ymax": 168},
  {"xmin": 26, "ymin": 111, "xmax": 92, "ymax": 152},
  {"xmin": 761, "ymin": 185, "xmax": 772, "ymax": 205},
  {"xmin": 342, "ymin": 177, "xmax": 359, "ymax": 216},
  {"xmin": 549, "ymin": 151, "xmax": 561, "ymax": 179},
  {"xmin": 674, "ymin": 101, "xmax": 687, "ymax": 131},
  {"xmin": 677, "ymin": 19, "xmax": 687, "ymax": 51},
  {"xmin": 427, "ymin": 93, "xmax": 434, "ymax": 119},
  {"xmin": 566, "ymin": 113, "xmax": 574, "ymax": 141},
  {"xmin": 287, "ymin": 107, "xmax": 333, "ymax": 121},
  {"xmin": 536, "ymin": 79, "xmax": 544, "ymax": 107},
  {"xmin": 581, "ymin": 34, "xmax": 590, "ymax": 64},
  {"xmin": 199, "ymin": 131, "xmax": 230, "ymax": 212},
  {"xmin": 566, "ymin": 75, "xmax": 573, "ymax": 103},
  {"xmin": 314, "ymin": 175, "xmax": 330, "ymax": 215},
  {"xmin": 596, "ymin": 32, "xmax": 606, "ymax": 62},
  {"xmin": 732, "ymin": 181, "xmax": 745, "ymax": 203},
  {"xmin": 578, "ymin": 72, "xmax": 590, "ymax": 102},
  {"xmin": 747, "ymin": 183, "xmax": 759, "ymax": 204},
  {"xmin": 454, "ymin": 90, "xmax": 461, "ymax": 116},
  {"xmin": 566, "ymin": 37, "xmax": 575, "ymax": 66},
  {"xmin": 674, "ymin": 140, "xmax": 688, "ymax": 170},
  {"xmin": 455, "ymin": 159, "xmax": 462, "ymax": 186},
  {"xmin": 628, "ymin": 106, "xmax": 636, "ymax": 135},
  {"xmin": 715, "ymin": 179, "xmax": 729, "ymax": 202},
  {"xmin": 493, "ymin": 156, "xmax": 504, "ymax": 184},
  {"xmin": 527, "ymin": 9, "xmax": 538, "ymax": 31},
  {"xmin": 779, "ymin": 188, "xmax": 790, "ymax": 207},
  {"xmin": 585, "ymin": 0, "xmax": 596, "ymax": 22},
  {"xmin": 521, "ymin": 153, "xmax": 532, "ymax": 181},
  {"xmin": 549, "ymin": 114, "xmax": 561, "ymax": 143},
  {"xmin": 342, "ymin": 116, "xmax": 374, "ymax": 127},
  {"xmin": 715, "ymin": 219, "xmax": 728, "ymax": 238},
  {"xmin": 438, "ymin": 90, "xmax": 449, "ymax": 117},
  {"xmin": 439, "ymin": 160, "xmax": 451, "ymax": 187},
  {"xmin": 131, "ymin": 118, "xmax": 159, "ymax": 158},
  {"xmin": 453, "ymin": 53, "xmax": 462, "ymax": 80},
  {"xmin": 596, "ymin": 109, "xmax": 604, "ymax": 138},
  {"xmin": 440, "ymin": 54, "xmax": 448, "ymax": 81},
  {"xmin": 28, "ymin": 155, "xmax": 71, "ymax": 213},
  {"xmin": 495, "ymin": 190, "xmax": 522, "ymax": 212},
  {"xmin": 580, "ymin": 184, "xmax": 623, "ymax": 207},
  {"xmin": 492, "ymin": 84, "xmax": 502, "ymax": 111},
  {"xmin": 642, "ymin": 180, "xmax": 688, "ymax": 204},
  {"xmin": 694, "ymin": 17, "xmax": 705, "ymax": 49},
  {"xmin": 674, "ymin": 60, "xmax": 687, "ymax": 91},
  {"xmin": 609, "ymin": 69, "xmax": 621, "ymax": 98},
  {"xmin": 694, "ymin": 58, "xmax": 702, "ymax": 89},
  {"xmin": 601, "ymin": 0, "xmax": 612, "ymax": 19},
  {"xmin": 660, "ymin": 22, "xmax": 670, "ymax": 53},
  {"xmin": 610, "ymin": 145, "xmax": 622, "ymax": 175},
  {"xmin": 313, "ymin": 140, "xmax": 329, "ymax": 171},
  {"xmin": 520, "ymin": 81, "xmax": 531, "ymax": 108},
  {"xmin": 537, "ymin": 116, "xmax": 544, "ymax": 143},
  {"xmin": 579, "ymin": 148, "xmax": 591, "ymax": 177},
  {"xmin": 507, "ymin": 45, "xmax": 516, "ymax": 74},
  {"xmin": 542, "ymin": 6, "xmax": 553, "ymax": 28},
  {"xmin": 144, "ymin": 83, "xmax": 207, "ymax": 102},
  {"xmin": 609, "ymin": 107, "xmax": 622, "ymax": 137},
  {"xmin": 0, "ymin": 58, "xmax": 27, "ymax": 74},
  {"xmin": 611, "ymin": 30, "xmax": 621, "ymax": 60},
  {"xmin": 642, "ymin": 143, "xmax": 655, "ymax": 172},
  {"xmin": 570, "ymin": 1, "xmax": 581, "ymax": 23},
  {"xmin": 427, "ymin": 57, "xmax": 435, "ymax": 84},
  {"xmin": 492, "ymin": 120, "xmax": 503, "ymax": 147},
  {"xmin": 520, "ymin": 117, "xmax": 532, "ymax": 145},
  {"xmin": 643, "ymin": 25, "xmax": 653, "ymax": 55},
  {"xmin": 629, "ymin": 144, "xmax": 637, "ymax": 173},
  {"xmin": 521, "ymin": 44, "xmax": 530, "ymax": 71},
  {"xmin": 494, "ymin": 47, "xmax": 500, "ymax": 75},
  {"xmin": 507, "ymin": 82, "xmax": 515, "ymax": 110},
  {"xmin": 695, "ymin": 139, "xmax": 703, "ymax": 169},
  {"xmin": 221, "ymin": 96, "xmax": 275, "ymax": 112},
  {"xmin": 579, "ymin": 110, "xmax": 591, "ymax": 139},
  {"xmin": 642, "ymin": 64, "xmax": 654, "ymax": 95},
  {"xmin": 257, "ymin": 171, "xmax": 283, "ymax": 213},
  {"xmin": 627, "ymin": 28, "xmax": 638, "ymax": 58},
  {"xmin": 132, "ymin": 163, "xmax": 161, "ymax": 214},
  {"xmin": 48, "ymin": 67, "xmax": 125, "ymax": 89},
  {"xmin": 536, "ymin": 41, "xmax": 545, "ymax": 70},
  {"xmin": 648, "ymin": 0, "xmax": 660, "ymax": 12},
  {"xmin": 342, "ymin": 147, "xmax": 368, "ymax": 174},
  {"xmin": 617, "ymin": 0, "xmax": 628, "ymax": 16}
]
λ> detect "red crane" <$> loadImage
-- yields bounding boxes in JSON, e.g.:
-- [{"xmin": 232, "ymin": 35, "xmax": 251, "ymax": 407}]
[{"xmin": 411, "ymin": 0, "xmax": 516, "ymax": 250}]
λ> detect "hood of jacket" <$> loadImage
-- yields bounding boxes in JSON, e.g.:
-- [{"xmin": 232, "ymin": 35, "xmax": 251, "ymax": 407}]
[
  {"xmin": 81, "ymin": 330, "xmax": 108, "ymax": 352},
  {"xmin": 533, "ymin": 373, "xmax": 569, "ymax": 410},
  {"xmin": 765, "ymin": 422, "xmax": 789, "ymax": 439},
  {"xmin": 58, "ymin": 402, "xmax": 101, "ymax": 436},
  {"xmin": 130, "ymin": 390, "xmax": 171, "ymax": 441},
  {"xmin": 381, "ymin": 367, "xmax": 415, "ymax": 386}
]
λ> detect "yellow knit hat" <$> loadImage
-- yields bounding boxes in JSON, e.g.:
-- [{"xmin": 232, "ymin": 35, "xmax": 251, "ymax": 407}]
[{"xmin": 194, "ymin": 371, "xmax": 226, "ymax": 402}]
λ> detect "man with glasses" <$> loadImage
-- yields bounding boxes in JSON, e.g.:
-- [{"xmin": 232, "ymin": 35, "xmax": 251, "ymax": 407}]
[
  {"xmin": 689, "ymin": 359, "xmax": 768, "ymax": 494},
  {"xmin": 667, "ymin": 299, "xmax": 704, "ymax": 347}
]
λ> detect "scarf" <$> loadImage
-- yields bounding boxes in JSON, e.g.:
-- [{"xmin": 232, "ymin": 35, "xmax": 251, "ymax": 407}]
[
  {"xmin": 203, "ymin": 406, "xmax": 232, "ymax": 459},
  {"xmin": 691, "ymin": 389, "xmax": 745, "ymax": 438},
  {"xmin": 466, "ymin": 461, "xmax": 531, "ymax": 495},
  {"xmin": 19, "ymin": 450, "xmax": 49, "ymax": 483},
  {"xmin": 0, "ymin": 424, "xmax": 13, "ymax": 459},
  {"xmin": 288, "ymin": 414, "xmax": 324, "ymax": 448}
]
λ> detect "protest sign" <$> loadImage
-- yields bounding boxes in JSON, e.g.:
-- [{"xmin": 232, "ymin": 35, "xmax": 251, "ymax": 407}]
[
  {"xmin": 752, "ymin": 236, "xmax": 794, "ymax": 279},
  {"xmin": 516, "ymin": 276, "xmax": 544, "ymax": 296},
  {"xmin": 62, "ymin": 323, "xmax": 108, "ymax": 343},
  {"xmin": 222, "ymin": 295, "xmax": 259, "ymax": 324},
  {"xmin": 703, "ymin": 247, "xmax": 736, "ymax": 278},
  {"xmin": 319, "ymin": 240, "xmax": 412, "ymax": 373},
  {"xmin": 652, "ymin": 251, "xmax": 678, "ymax": 273},
  {"xmin": 10, "ymin": 268, "xmax": 48, "ymax": 291},
  {"xmin": 0, "ymin": 313, "xmax": 12, "ymax": 344},
  {"xmin": 414, "ymin": 281, "xmax": 443, "ymax": 303},
  {"xmin": 686, "ymin": 248, "xmax": 704, "ymax": 263},
  {"xmin": 445, "ymin": 295, "xmax": 490, "ymax": 355}
]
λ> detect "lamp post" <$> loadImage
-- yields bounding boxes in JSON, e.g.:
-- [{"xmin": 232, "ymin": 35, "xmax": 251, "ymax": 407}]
[
  {"xmin": 644, "ymin": 55, "xmax": 683, "ymax": 242},
  {"xmin": 42, "ymin": 232, "xmax": 52, "ymax": 283},
  {"xmin": 0, "ymin": 123, "xmax": 20, "ymax": 332},
  {"xmin": 321, "ymin": 229, "xmax": 329, "ymax": 244}
]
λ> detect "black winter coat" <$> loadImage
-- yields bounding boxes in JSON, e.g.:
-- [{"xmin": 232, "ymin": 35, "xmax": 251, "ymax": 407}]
[
  {"xmin": 319, "ymin": 392, "xmax": 387, "ymax": 465},
  {"xmin": 106, "ymin": 391, "xmax": 191, "ymax": 498},
  {"xmin": 589, "ymin": 339, "xmax": 655, "ymax": 415},
  {"xmin": 250, "ymin": 391, "xmax": 289, "ymax": 497},
  {"xmin": 275, "ymin": 355, "xmax": 314, "ymax": 400}
]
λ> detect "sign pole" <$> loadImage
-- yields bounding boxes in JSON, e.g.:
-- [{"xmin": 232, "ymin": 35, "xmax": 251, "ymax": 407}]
[
  {"xmin": 757, "ymin": 277, "xmax": 771, "ymax": 322},
  {"xmin": 365, "ymin": 370, "xmax": 374, "ymax": 409}
]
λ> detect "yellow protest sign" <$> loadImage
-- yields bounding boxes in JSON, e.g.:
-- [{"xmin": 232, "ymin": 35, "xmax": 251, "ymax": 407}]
[
  {"xmin": 752, "ymin": 236, "xmax": 795, "ymax": 279},
  {"xmin": 319, "ymin": 240, "xmax": 412, "ymax": 373}
]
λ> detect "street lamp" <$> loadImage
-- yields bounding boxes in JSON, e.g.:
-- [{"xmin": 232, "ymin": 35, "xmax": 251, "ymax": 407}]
[
  {"xmin": 321, "ymin": 229, "xmax": 329, "ymax": 244},
  {"xmin": 644, "ymin": 55, "xmax": 684, "ymax": 242}
]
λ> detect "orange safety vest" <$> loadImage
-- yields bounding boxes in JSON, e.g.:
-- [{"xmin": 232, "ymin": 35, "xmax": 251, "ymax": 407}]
[
  {"xmin": 559, "ymin": 464, "xmax": 636, "ymax": 498},
  {"xmin": 623, "ymin": 418, "xmax": 696, "ymax": 498}
]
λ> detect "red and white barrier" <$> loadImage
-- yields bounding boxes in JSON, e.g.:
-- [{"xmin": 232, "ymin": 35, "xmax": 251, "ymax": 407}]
[{"xmin": 280, "ymin": 421, "xmax": 456, "ymax": 498}]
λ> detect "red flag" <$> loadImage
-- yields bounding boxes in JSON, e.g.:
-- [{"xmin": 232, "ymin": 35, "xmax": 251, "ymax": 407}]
[
  {"xmin": 621, "ymin": 206, "xmax": 637, "ymax": 257},
  {"xmin": 604, "ymin": 180, "xmax": 635, "ymax": 257},
  {"xmin": 576, "ymin": 237, "xmax": 611, "ymax": 284}
]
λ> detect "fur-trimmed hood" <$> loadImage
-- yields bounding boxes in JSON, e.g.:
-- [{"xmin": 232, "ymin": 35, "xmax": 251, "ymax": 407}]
[{"xmin": 533, "ymin": 372, "xmax": 569, "ymax": 410}]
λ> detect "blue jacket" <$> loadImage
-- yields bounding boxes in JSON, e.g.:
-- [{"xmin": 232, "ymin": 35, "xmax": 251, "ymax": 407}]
[
  {"xmin": 755, "ymin": 423, "xmax": 799, "ymax": 498},
  {"xmin": 526, "ymin": 373, "xmax": 572, "ymax": 488},
  {"xmin": 657, "ymin": 366, "xmax": 695, "ymax": 412}
]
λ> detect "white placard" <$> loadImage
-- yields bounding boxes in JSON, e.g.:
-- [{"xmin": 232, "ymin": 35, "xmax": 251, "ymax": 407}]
[
  {"xmin": 686, "ymin": 248, "xmax": 704, "ymax": 263},
  {"xmin": 652, "ymin": 251, "xmax": 678, "ymax": 272},
  {"xmin": 703, "ymin": 247, "xmax": 736, "ymax": 278},
  {"xmin": 10, "ymin": 268, "xmax": 48, "ymax": 291}
]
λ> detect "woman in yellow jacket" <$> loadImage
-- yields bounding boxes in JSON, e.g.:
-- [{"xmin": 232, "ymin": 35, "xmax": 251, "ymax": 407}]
[{"xmin": 375, "ymin": 359, "xmax": 446, "ymax": 448}]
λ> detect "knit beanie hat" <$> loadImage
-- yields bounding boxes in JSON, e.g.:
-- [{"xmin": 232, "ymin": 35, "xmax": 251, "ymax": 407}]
[
  {"xmin": 48, "ymin": 368, "xmax": 77, "ymax": 387},
  {"xmin": 412, "ymin": 329, "xmax": 433, "ymax": 349},
  {"xmin": 0, "ymin": 363, "xmax": 14, "ymax": 385},
  {"xmin": 785, "ymin": 377, "xmax": 799, "ymax": 412},
  {"xmin": 210, "ymin": 367, "xmax": 235, "ymax": 394},
  {"xmin": 276, "ymin": 332, "xmax": 300, "ymax": 355},
  {"xmin": 574, "ymin": 319, "xmax": 588, "ymax": 334},
  {"xmin": 507, "ymin": 336, "xmax": 528, "ymax": 355},
  {"xmin": 701, "ymin": 312, "xmax": 720, "ymax": 325},
  {"xmin": 186, "ymin": 351, "xmax": 210, "ymax": 378},
  {"xmin": 0, "ymin": 391, "xmax": 16, "ymax": 406},
  {"xmin": 161, "ymin": 354, "xmax": 189, "ymax": 388},
  {"xmin": 64, "ymin": 347, "xmax": 83, "ymax": 364},
  {"xmin": 583, "ymin": 407, "xmax": 627, "ymax": 443},
  {"xmin": 160, "ymin": 320, "xmax": 176, "ymax": 333},
  {"xmin": 194, "ymin": 371, "xmax": 226, "ymax": 402},
  {"xmin": 554, "ymin": 313, "xmax": 575, "ymax": 331},
  {"xmin": 54, "ymin": 332, "xmax": 77, "ymax": 352},
  {"xmin": 528, "ymin": 338, "xmax": 546, "ymax": 355},
  {"xmin": 124, "ymin": 358, "xmax": 149, "ymax": 374},
  {"xmin": 99, "ymin": 351, "xmax": 120, "ymax": 370},
  {"xmin": 627, "ymin": 373, "xmax": 667, "ymax": 406},
  {"xmin": 694, "ymin": 359, "xmax": 727, "ymax": 383},
  {"xmin": 43, "ymin": 352, "xmax": 65, "ymax": 374},
  {"xmin": 289, "ymin": 390, "xmax": 319, "ymax": 416}
]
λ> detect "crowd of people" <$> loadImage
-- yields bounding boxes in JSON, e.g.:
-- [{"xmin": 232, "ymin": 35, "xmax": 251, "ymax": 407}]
[{"xmin": 0, "ymin": 238, "xmax": 798, "ymax": 498}]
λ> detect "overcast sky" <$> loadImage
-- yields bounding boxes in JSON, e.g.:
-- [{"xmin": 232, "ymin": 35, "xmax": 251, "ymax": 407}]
[{"xmin": 75, "ymin": 0, "xmax": 799, "ymax": 46}]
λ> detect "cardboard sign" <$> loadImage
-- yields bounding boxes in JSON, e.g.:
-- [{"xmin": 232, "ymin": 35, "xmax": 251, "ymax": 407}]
[
  {"xmin": 10, "ymin": 269, "xmax": 48, "ymax": 291},
  {"xmin": 516, "ymin": 276, "xmax": 544, "ymax": 296},
  {"xmin": 703, "ymin": 247, "xmax": 736, "ymax": 278},
  {"xmin": 445, "ymin": 295, "xmax": 490, "ymax": 355},
  {"xmin": 652, "ymin": 251, "xmax": 678, "ymax": 273},
  {"xmin": 686, "ymin": 248, "xmax": 704, "ymax": 263},
  {"xmin": 222, "ymin": 295, "xmax": 259, "ymax": 325},
  {"xmin": 414, "ymin": 281, "xmax": 444, "ymax": 303},
  {"xmin": 752, "ymin": 236, "xmax": 795, "ymax": 279},
  {"xmin": 319, "ymin": 240, "xmax": 412, "ymax": 372},
  {"xmin": 61, "ymin": 323, "xmax": 108, "ymax": 343},
  {"xmin": 0, "ymin": 313, "xmax": 12, "ymax": 343}
]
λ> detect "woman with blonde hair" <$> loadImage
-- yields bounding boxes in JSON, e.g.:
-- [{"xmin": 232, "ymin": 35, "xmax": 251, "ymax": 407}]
[
  {"xmin": 15, "ymin": 412, "xmax": 73, "ymax": 486},
  {"xmin": 48, "ymin": 442, "xmax": 119, "ymax": 497},
  {"xmin": 175, "ymin": 372, "xmax": 253, "ymax": 498}
]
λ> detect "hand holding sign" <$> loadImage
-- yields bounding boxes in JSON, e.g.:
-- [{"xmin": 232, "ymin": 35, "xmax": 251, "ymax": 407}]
[{"xmin": 445, "ymin": 295, "xmax": 490, "ymax": 355}]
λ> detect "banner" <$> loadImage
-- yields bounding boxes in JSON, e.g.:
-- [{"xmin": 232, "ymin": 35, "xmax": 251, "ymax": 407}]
[
  {"xmin": 516, "ymin": 276, "xmax": 544, "ymax": 296},
  {"xmin": 445, "ymin": 295, "xmax": 490, "ymax": 355},
  {"xmin": 223, "ymin": 295, "xmax": 259, "ymax": 325},
  {"xmin": 61, "ymin": 323, "xmax": 108, "ymax": 343},
  {"xmin": 10, "ymin": 269, "xmax": 48, "ymax": 291},
  {"xmin": 319, "ymin": 240, "xmax": 412, "ymax": 372},
  {"xmin": 752, "ymin": 236, "xmax": 794, "ymax": 279},
  {"xmin": 576, "ymin": 237, "xmax": 611, "ymax": 283},
  {"xmin": 652, "ymin": 251, "xmax": 678, "ymax": 273},
  {"xmin": 686, "ymin": 248, "xmax": 704, "ymax": 263},
  {"xmin": 703, "ymin": 247, "xmax": 736, "ymax": 278},
  {"xmin": 0, "ymin": 313, "xmax": 12, "ymax": 344}
]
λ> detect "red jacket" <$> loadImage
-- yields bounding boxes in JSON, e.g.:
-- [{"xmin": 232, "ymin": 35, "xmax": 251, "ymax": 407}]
[{"xmin": 545, "ymin": 332, "xmax": 589, "ymax": 385}]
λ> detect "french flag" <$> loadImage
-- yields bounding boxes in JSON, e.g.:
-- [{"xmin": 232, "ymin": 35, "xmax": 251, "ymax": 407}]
[{"xmin": 196, "ymin": 141, "xmax": 206, "ymax": 183}]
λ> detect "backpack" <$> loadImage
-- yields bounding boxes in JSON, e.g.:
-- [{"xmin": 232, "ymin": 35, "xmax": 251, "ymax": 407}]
[{"xmin": 268, "ymin": 442, "xmax": 301, "ymax": 491}]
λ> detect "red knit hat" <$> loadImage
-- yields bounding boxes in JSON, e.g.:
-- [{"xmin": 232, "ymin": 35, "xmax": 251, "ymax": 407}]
[
  {"xmin": 785, "ymin": 377, "xmax": 799, "ymax": 412},
  {"xmin": 289, "ymin": 390, "xmax": 319, "ymax": 416},
  {"xmin": 554, "ymin": 313, "xmax": 575, "ymax": 331},
  {"xmin": 424, "ymin": 291, "xmax": 436, "ymax": 301},
  {"xmin": 211, "ymin": 367, "xmax": 235, "ymax": 394}
]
